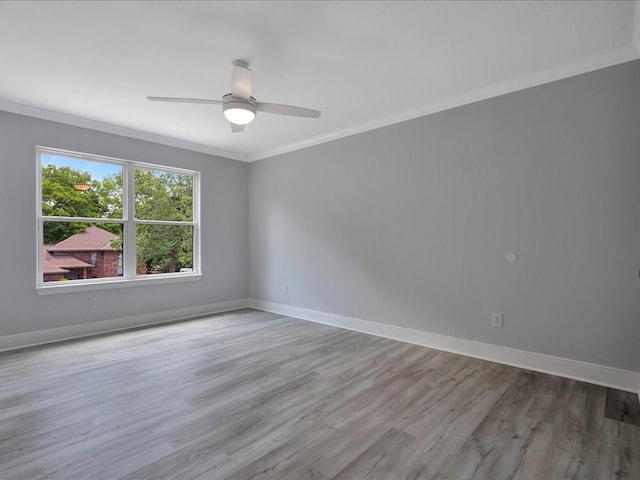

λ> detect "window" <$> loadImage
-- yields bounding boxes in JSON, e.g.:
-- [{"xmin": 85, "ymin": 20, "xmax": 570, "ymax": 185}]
[{"xmin": 37, "ymin": 147, "xmax": 200, "ymax": 292}]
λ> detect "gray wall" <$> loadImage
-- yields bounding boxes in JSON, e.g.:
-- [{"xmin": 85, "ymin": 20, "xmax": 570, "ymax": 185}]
[
  {"xmin": 0, "ymin": 111, "xmax": 249, "ymax": 337},
  {"xmin": 2, "ymin": 60, "xmax": 638, "ymax": 373},
  {"xmin": 249, "ymin": 60, "xmax": 640, "ymax": 372}
]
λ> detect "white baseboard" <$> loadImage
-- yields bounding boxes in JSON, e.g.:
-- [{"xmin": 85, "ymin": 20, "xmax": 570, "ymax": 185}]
[
  {"xmin": 0, "ymin": 298, "xmax": 249, "ymax": 352},
  {"xmin": 249, "ymin": 299, "xmax": 640, "ymax": 395},
  {"xmin": 3, "ymin": 297, "xmax": 638, "ymax": 399}
]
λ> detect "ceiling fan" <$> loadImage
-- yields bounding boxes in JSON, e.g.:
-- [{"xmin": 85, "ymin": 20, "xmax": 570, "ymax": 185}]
[{"xmin": 147, "ymin": 60, "xmax": 321, "ymax": 133}]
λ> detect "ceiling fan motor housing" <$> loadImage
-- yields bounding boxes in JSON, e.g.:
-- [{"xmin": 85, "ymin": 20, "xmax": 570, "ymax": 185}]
[{"xmin": 223, "ymin": 94, "xmax": 257, "ymax": 125}]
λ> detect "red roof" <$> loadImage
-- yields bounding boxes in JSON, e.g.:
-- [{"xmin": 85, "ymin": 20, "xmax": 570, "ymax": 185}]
[
  {"xmin": 48, "ymin": 225, "xmax": 118, "ymax": 252},
  {"xmin": 43, "ymin": 261, "xmax": 69, "ymax": 274},
  {"xmin": 47, "ymin": 254, "xmax": 94, "ymax": 269},
  {"xmin": 42, "ymin": 245, "xmax": 93, "ymax": 274},
  {"xmin": 42, "ymin": 245, "xmax": 71, "ymax": 274},
  {"xmin": 42, "ymin": 226, "xmax": 120, "ymax": 276}
]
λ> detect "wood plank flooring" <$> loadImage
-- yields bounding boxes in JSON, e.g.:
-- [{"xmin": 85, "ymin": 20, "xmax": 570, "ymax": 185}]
[
  {"xmin": 0, "ymin": 309, "xmax": 638, "ymax": 479},
  {"xmin": 605, "ymin": 388, "xmax": 640, "ymax": 427}
]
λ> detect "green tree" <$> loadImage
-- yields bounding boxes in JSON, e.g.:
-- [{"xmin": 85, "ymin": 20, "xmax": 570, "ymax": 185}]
[
  {"xmin": 41, "ymin": 165, "xmax": 101, "ymax": 244},
  {"xmin": 93, "ymin": 174, "xmax": 123, "ymax": 220},
  {"xmin": 133, "ymin": 169, "xmax": 193, "ymax": 273},
  {"xmin": 43, "ymin": 164, "xmax": 193, "ymax": 274}
]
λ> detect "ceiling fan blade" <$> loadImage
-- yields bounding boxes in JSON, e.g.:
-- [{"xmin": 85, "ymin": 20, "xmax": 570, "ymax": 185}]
[
  {"xmin": 230, "ymin": 122, "xmax": 245, "ymax": 133},
  {"xmin": 147, "ymin": 96, "xmax": 222, "ymax": 105},
  {"xmin": 230, "ymin": 60, "xmax": 252, "ymax": 100},
  {"xmin": 256, "ymin": 102, "xmax": 321, "ymax": 118}
]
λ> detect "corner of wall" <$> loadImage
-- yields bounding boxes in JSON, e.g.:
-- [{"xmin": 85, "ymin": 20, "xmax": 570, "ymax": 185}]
[
  {"xmin": 248, "ymin": 299, "xmax": 640, "ymax": 395},
  {"xmin": 0, "ymin": 299, "xmax": 250, "ymax": 352}
]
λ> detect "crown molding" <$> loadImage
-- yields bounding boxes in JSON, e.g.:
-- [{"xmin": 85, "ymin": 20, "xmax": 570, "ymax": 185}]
[
  {"xmin": 249, "ymin": 46, "xmax": 640, "ymax": 162},
  {"xmin": 2, "ymin": 44, "xmax": 638, "ymax": 164},
  {"xmin": 0, "ymin": 99, "xmax": 248, "ymax": 162}
]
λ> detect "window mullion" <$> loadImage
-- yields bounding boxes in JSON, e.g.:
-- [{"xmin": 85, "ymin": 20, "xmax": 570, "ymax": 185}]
[
  {"xmin": 193, "ymin": 172, "xmax": 200, "ymax": 275},
  {"xmin": 40, "ymin": 216, "xmax": 126, "ymax": 224},
  {"xmin": 123, "ymin": 165, "xmax": 137, "ymax": 278},
  {"xmin": 36, "ymin": 153, "xmax": 43, "ymax": 285}
]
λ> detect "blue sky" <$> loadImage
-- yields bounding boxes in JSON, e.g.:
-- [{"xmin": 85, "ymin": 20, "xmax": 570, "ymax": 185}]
[{"xmin": 42, "ymin": 154, "xmax": 121, "ymax": 181}]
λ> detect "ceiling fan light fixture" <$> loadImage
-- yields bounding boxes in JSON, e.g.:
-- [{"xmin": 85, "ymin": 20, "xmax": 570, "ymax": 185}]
[
  {"xmin": 223, "ymin": 94, "xmax": 256, "ymax": 125},
  {"xmin": 147, "ymin": 62, "xmax": 321, "ymax": 133}
]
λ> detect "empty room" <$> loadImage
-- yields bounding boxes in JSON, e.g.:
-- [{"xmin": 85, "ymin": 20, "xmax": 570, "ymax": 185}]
[{"xmin": 0, "ymin": 1, "xmax": 639, "ymax": 479}]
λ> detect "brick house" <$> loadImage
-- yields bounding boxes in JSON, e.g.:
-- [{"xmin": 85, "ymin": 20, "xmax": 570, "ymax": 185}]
[{"xmin": 43, "ymin": 225, "xmax": 121, "ymax": 282}]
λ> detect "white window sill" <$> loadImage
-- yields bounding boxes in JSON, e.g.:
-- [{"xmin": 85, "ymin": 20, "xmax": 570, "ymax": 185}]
[{"xmin": 35, "ymin": 273, "xmax": 202, "ymax": 295}]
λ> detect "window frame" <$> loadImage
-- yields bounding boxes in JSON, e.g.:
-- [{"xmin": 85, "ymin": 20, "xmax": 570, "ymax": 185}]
[{"xmin": 36, "ymin": 146, "xmax": 201, "ymax": 295}]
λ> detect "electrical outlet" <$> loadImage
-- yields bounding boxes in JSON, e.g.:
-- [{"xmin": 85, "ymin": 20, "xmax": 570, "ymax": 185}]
[
  {"xmin": 281, "ymin": 283, "xmax": 288, "ymax": 295},
  {"xmin": 491, "ymin": 312, "xmax": 503, "ymax": 328},
  {"xmin": 88, "ymin": 297, "xmax": 97, "ymax": 309}
]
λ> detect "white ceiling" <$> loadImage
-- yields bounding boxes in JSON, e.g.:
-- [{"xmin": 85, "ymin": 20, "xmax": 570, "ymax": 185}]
[{"xmin": 0, "ymin": 1, "xmax": 638, "ymax": 162}]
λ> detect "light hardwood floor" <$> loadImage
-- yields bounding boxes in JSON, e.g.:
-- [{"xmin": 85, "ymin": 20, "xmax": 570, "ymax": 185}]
[{"xmin": 1, "ymin": 309, "xmax": 638, "ymax": 479}]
